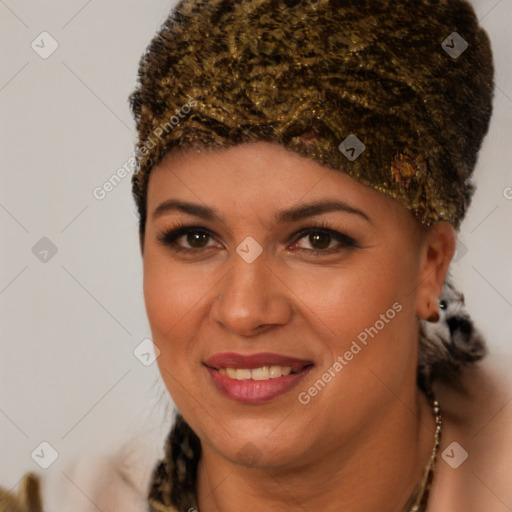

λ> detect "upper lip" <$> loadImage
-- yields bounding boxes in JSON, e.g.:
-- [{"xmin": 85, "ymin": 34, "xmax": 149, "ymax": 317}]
[{"xmin": 204, "ymin": 352, "xmax": 314, "ymax": 372}]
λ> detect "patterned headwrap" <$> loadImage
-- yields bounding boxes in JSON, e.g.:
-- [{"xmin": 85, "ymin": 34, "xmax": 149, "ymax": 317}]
[{"xmin": 129, "ymin": 0, "xmax": 494, "ymax": 237}]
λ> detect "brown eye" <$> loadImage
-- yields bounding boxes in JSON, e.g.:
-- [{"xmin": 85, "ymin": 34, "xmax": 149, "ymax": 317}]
[
  {"xmin": 185, "ymin": 231, "xmax": 210, "ymax": 248},
  {"xmin": 308, "ymin": 232, "xmax": 332, "ymax": 250},
  {"xmin": 291, "ymin": 226, "xmax": 358, "ymax": 255},
  {"xmin": 157, "ymin": 225, "xmax": 219, "ymax": 253}
]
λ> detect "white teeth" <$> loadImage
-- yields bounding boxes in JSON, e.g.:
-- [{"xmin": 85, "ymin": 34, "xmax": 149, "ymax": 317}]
[
  {"xmin": 235, "ymin": 369, "xmax": 252, "ymax": 380},
  {"xmin": 218, "ymin": 365, "xmax": 293, "ymax": 380},
  {"xmin": 251, "ymin": 366, "xmax": 270, "ymax": 380},
  {"xmin": 270, "ymin": 365, "xmax": 290, "ymax": 378}
]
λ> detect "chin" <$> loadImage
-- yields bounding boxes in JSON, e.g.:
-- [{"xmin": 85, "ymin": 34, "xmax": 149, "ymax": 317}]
[{"xmin": 205, "ymin": 421, "xmax": 310, "ymax": 470}]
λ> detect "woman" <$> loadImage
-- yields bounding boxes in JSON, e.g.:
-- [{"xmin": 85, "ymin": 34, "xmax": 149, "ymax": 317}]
[{"xmin": 2, "ymin": 0, "xmax": 508, "ymax": 510}]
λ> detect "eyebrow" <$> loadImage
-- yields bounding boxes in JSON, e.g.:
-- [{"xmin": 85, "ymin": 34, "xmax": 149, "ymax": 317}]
[{"xmin": 152, "ymin": 199, "xmax": 371, "ymax": 224}]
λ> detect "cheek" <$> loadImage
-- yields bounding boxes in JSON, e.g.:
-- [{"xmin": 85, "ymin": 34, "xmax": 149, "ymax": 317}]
[
  {"xmin": 286, "ymin": 245, "xmax": 419, "ymax": 380},
  {"xmin": 287, "ymin": 252, "xmax": 411, "ymax": 334},
  {"xmin": 142, "ymin": 250, "xmax": 222, "ymax": 368},
  {"xmin": 143, "ymin": 259, "xmax": 172, "ymax": 338},
  {"xmin": 142, "ymin": 257, "xmax": 201, "ymax": 405},
  {"xmin": 142, "ymin": 254, "xmax": 199, "ymax": 353}
]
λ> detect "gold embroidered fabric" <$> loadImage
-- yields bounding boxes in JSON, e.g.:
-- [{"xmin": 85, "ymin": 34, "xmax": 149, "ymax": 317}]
[{"xmin": 129, "ymin": 0, "xmax": 494, "ymax": 236}]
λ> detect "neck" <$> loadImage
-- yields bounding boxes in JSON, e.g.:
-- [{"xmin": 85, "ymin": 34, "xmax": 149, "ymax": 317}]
[{"xmin": 196, "ymin": 387, "xmax": 436, "ymax": 512}]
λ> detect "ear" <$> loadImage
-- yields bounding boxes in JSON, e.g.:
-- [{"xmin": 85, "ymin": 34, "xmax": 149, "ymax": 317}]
[{"xmin": 415, "ymin": 221, "xmax": 456, "ymax": 320}]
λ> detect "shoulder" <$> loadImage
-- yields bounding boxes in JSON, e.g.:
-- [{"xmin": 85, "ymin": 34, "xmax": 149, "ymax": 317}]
[
  {"xmin": 429, "ymin": 355, "xmax": 512, "ymax": 511},
  {"xmin": 79, "ymin": 446, "xmax": 153, "ymax": 512},
  {"xmin": 56, "ymin": 442, "xmax": 158, "ymax": 512},
  {"xmin": 1, "ymin": 436, "xmax": 162, "ymax": 512}
]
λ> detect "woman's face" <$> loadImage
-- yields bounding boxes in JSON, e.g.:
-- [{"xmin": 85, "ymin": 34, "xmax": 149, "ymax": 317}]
[{"xmin": 143, "ymin": 141, "xmax": 434, "ymax": 469}]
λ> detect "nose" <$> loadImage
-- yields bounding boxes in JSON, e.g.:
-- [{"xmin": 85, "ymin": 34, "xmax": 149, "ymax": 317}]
[{"xmin": 210, "ymin": 250, "xmax": 293, "ymax": 337}]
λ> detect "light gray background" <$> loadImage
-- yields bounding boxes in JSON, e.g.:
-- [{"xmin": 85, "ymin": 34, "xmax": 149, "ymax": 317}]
[{"xmin": 1, "ymin": 0, "xmax": 511, "ymax": 504}]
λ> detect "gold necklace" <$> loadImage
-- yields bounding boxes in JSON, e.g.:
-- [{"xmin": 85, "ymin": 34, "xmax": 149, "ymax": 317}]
[{"xmin": 403, "ymin": 391, "xmax": 442, "ymax": 512}]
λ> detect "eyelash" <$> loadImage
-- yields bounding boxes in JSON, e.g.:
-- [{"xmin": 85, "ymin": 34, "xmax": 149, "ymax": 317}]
[{"xmin": 156, "ymin": 220, "xmax": 359, "ymax": 256}]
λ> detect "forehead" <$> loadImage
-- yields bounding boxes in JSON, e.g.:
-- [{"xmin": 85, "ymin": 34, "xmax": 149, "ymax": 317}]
[{"xmin": 147, "ymin": 141, "xmax": 390, "ymax": 211}]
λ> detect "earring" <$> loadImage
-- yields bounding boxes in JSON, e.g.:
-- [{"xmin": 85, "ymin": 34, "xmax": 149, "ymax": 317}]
[{"xmin": 426, "ymin": 298, "xmax": 441, "ymax": 323}]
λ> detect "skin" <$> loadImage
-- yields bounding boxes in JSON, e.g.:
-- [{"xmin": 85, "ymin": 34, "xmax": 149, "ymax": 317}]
[{"xmin": 141, "ymin": 141, "xmax": 455, "ymax": 512}]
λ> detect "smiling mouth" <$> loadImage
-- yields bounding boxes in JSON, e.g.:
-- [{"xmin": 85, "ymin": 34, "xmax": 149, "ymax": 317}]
[
  {"xmin": 209, "ymin": 364, "xmax": 314, "ymax": 381},
  {"xmin": 203, "ymin": 352, "xmax": 314, "ymax": 388},
  {"xmin": 204, "ymin": 362, "xmax": 315, "ymax": 404}
]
